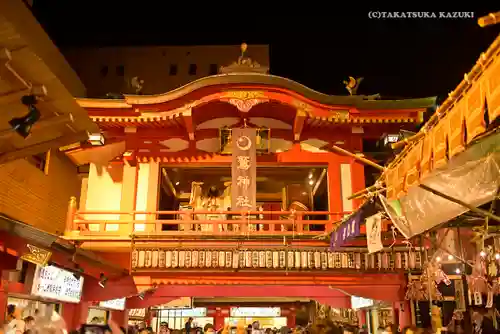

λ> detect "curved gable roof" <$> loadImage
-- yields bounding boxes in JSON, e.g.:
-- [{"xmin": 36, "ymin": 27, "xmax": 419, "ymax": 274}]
[{"xmin": 77, "ymin": 72, "xmax": 436, "ymax": 111}]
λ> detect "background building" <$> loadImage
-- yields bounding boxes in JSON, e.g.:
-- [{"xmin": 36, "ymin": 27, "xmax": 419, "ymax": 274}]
[{"xmin": 63, "ymin": 45, "xmax": 270, "ymax": 97}]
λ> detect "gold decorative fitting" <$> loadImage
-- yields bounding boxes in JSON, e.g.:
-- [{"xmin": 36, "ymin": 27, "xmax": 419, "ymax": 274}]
[
  {"xmin": 221, "ymin": 91, "xmax": 266, "ymax": 100},
  {"xmin": 219, "ymin": 43, "xmax": 269, "ymax": 74},
  {"xmin": 21, "ymin": 244, "xmax": 52, "ymax": 266}
]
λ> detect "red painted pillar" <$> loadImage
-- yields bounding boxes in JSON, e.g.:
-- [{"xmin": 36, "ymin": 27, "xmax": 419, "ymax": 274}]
[
  {"xmin": 327, "ymin": 156, "xmax": 343, "ymax": 228},
  {"xmin": 286, "ymin": 312, "xmax": 296, "ymax": 328},
  {"xmin": 62, "ymin": 301, "xmax": 90, "ymax": 330},
  {"xmin": 214, "ymin": 308, "xmax": 223, "ymax": 330},
  {"xmin": 110, "ymin": 310, "xmax": 127, "ymax": 328},
  {"xmin": 357, "ymin": 310, "xmax": 366, "ymax": 328},
  {"xmin": 395, "ymin": 301, "xmax": 412, "ymax": 329},
  {"xmin": 0, "ymin": 283, "xmax": 7, "ymax": 325}
]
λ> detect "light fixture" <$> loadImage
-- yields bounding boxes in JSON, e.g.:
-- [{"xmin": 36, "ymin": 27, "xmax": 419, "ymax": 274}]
[
  {"xmin": 9, "ymin": 95, "xmax": 41, "ymax": 138},
  {"xmin": 436, "ymin": 256, "xmax": 441, "ymax": 262},
  {"xmin": 308, "ymin": 172, "xmax": 313, "ymax": 179},
  {"xmin": 98, "ymin": 273, "xmax": 107, "ymax": 288},
  {"xmin": 88, "ymin": 133, "xmax": 105, "ymax": 146},
  {"xmin": 447, "ymin": 254, "xmax": 454, "ymax": 261},
  {"xmin": 495, "ymin": 253, "xmax": 500, "ymax": 260},
  {"xmin": 308, "ymin": 179, "xmax": 314, "ymax": 186},
  {"xmin": 480, "ymin": 251, "xmax": 487, "ymax": 257},
  {"xmin": 301, "ymin": 192, "xmax": 307, "ymax": 196},
  {"xmin": 175, "ymin": 181, "xmax": 180, "ymax": 186},
  {"xmin": 455, "ymin": 268, "xmax": 461, "ymax": 274}
]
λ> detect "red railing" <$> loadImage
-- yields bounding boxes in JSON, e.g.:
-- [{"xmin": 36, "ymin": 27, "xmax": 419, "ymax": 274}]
[{"xmin": 66, "ymin": 199, "xmax": 348, "ymax": 237}]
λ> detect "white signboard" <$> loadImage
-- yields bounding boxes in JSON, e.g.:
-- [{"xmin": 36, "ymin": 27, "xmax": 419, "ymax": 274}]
[
  {"xmin": 160, "ymin": 308, "xmax": 207, "ymax": 317},
  {"xmin": 230, "ymin": 307, "xmax": 280, "ymax": 317},
  {"xmin": 129, "ymin": 308, "xmax": 146, "ymax": 318},
  {"xmin": 99, "ymin": 298, "xmax": 126, "ymax": 311},
  {"xmin": 31, "ymin": 265, "xmax": 84, "ymax": 303},
  {"xmin": 351, "ymin": 296, "xmax": 374, "ymax": 309}
]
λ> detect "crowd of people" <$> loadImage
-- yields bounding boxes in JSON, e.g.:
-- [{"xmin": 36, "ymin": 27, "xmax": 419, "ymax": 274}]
[{"xmin": 4, "ymin": 303, "xmax": 500, "ymax": 334}]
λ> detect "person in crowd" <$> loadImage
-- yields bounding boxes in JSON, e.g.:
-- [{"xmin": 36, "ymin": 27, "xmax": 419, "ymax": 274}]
[
  {"xmin": 185, "ymin": 318, "xmax": 193, "ymax": 334},
  {"xmin": 159, "ymin": 322, "xmax": 170, "ymax": 334},
  {"xmin": 22, "ymin": 316, "xmax": 35, "ymax": 334},
  {"xmin": 5, "ymin": 305, "xmax": 25, "ymax": 334},
  {"xmin": 381, "ymin": 324, "xmax": 396, "ymax": 334}
]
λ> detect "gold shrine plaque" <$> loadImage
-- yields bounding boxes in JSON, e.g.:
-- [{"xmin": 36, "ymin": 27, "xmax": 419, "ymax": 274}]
[{"xmin": 21, "ymin": 244, "xmax": 52, "ymax": 266}]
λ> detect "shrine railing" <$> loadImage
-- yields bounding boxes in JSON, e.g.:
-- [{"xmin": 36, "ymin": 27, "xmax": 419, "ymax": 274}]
[{"xmin": 65, "ymin": 200, "xmax": 349, "ymax": 238}]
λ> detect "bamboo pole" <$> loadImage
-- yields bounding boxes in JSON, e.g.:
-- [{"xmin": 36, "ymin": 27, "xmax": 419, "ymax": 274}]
[
  {"xmin": 386, "ymin": 33, "xmax": 500, "ymax": 154},
  {"xmin": 418, "ymin": 184, "xmax": 500, "ymax": 223},
  {"xmin": 391, "ymin": 132, "xmax": 425, "ymax": 150},
  {"xmin": 478, "ymin": 12, "xmax": 500, "ymax": 27},
  {"xmin": 328, "ymin": 144, "xmax": 500, "ymax": 223},
  {"xmin": 329, "ymin": 145, "xmax": 385, "ymax": 171}
]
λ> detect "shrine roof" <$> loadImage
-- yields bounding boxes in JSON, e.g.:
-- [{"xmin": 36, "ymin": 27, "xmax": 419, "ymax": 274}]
[{"xmin": 76, "ymin": 73, "xmax": 436, "ymax": 114}]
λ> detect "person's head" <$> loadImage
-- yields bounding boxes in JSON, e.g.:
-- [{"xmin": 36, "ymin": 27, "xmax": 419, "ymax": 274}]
[
  {"xmin": 24, "ymin": 316, "xmax": 35, "ymax": 328},
  {"xmin": 188, "ymin": 317, "xmax": 193, "ymax": 323},
  {"xmin": 7, "ymin": 304, "xmax": 21, "ymax": 320},
  {"xmin": 382, "ymin": 324, "xmax": 395, "ymax": 334},
  {"xmin": 139, "ymin": 329, "xmax": 149, "ymax": 334}
]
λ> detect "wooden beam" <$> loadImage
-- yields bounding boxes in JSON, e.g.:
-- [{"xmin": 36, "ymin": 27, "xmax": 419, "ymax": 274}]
[
  {"xmin": 182, "ymin": 109, "xmax": 195, "ymax": 141},
  {"xmin": 0, "ymin": 85, "xmax": 47, "ymax": 105},
  {"xmin": 161, "ymin": 168, "xmax": 177, "ymax": 198},
  {"xmin": 0, "ymin": 131, "xmax": 88, "ymax": 165},
  {"xmin": 293, "ymin": 109, "xmax": 307, "ymax": 141}
]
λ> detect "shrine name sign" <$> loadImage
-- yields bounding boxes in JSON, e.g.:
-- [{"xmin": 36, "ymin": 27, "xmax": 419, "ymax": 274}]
[{"xmin": 131, "ymin": 248, "xmax": 423, "ymax": 272}]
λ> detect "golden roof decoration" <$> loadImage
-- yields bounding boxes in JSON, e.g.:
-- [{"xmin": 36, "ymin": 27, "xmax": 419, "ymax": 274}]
[{"xmin": 219, "ymin": 43, "xmax": 269, "ymax": 74}]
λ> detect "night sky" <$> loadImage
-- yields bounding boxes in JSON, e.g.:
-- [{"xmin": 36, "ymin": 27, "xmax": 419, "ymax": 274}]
[{"xmin": 30, "ymin": 3, "xmax": 500, "ymax": 101}]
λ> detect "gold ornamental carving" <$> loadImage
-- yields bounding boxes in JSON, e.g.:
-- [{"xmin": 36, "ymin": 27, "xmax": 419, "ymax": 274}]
[
  {"xmin": 330, "ymin": 110, "xmax": 350, "ymax": 120},
  {"xmin": 21, "ymin": 244, "xmax": 52, "ymax": 266},
  {"xmin": 291, "ymin": 100, "xmax": 313, "ymax": 115},
  {"xmin": 221, "ymin": 91, "xmax": 267, "ymax": 100},
  {"xmin": 222, "ymin": 91, "xmax": 269, "ymax": 113}
]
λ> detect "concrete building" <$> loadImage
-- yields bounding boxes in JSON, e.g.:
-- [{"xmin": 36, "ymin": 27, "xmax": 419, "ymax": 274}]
[{"xmin": 63, "ymin": 45, "xmax": 269, "ymax": 97}]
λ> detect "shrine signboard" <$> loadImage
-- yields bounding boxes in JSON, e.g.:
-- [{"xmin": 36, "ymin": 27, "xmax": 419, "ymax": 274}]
[{"xmin": 231, "ymin": 128, "xmax": 256, "ymax": 211}]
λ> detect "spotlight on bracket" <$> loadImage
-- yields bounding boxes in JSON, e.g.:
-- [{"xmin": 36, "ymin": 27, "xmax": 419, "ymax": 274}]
[
  {"xmin": 138, "ymin": 291, "xmax": 145, "ymax": 300},
  {"xmin": 98, "ymin": 273, "xmax": 108, "ymax": 288},
  {"xmin": 9, "ymin": 95, "xmax": 41, "ymax": 138},
  {"xmin": 88, "ymin": 133, "xmax": 105, "ymax": 146}
]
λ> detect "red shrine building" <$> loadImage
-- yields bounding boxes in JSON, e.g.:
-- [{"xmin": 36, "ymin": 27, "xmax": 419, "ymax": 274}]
[
  {"xmin": 0, "ymin": 19, "xmax": 435, "ymax": 329},
  {"xmin": 57, "ymin": 45, "xmax": 434, "ymax": 326}
]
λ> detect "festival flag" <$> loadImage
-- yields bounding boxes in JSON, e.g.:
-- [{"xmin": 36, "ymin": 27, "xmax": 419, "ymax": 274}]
[{"xmin": 231, "ymin": 128, "xmax": 257, "ymax": 211}]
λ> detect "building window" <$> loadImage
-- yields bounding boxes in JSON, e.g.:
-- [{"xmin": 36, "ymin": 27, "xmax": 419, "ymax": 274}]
[
  {"xmin": 116, "ymin": 65, "xmax": 125, "ymax": 76},
  {"xmin": 100, "ymin": 66, "xmax": 108, "ymax": 77},
  {"xmin": 188, "ymin": 64, "xmax": 197, "ymax": 76},
  {"xmin": 169, "ymin": 64, "xmax": 178, "ymax": 76},
  {"xmin": 209, "ymin": 64, "xmax": 218, "ymax": 75},
  {"xmin": 27, "ymin": 151, "xmax": 49, "ymax": 174}
]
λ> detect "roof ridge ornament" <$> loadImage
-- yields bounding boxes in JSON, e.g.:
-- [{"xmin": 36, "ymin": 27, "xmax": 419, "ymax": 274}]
[
  {"xmin": 219, "ymin": 43, "xmax": 269, "ymax": 74},
  {"xmin": 343, "ymin": 76, "xmax": 363, "ymax": 96}
]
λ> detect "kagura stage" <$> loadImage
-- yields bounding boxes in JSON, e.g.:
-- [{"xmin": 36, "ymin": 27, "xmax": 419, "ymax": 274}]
[{"xmin": 58, "ymin": 46, "xmax": 434, "ymax": 317}]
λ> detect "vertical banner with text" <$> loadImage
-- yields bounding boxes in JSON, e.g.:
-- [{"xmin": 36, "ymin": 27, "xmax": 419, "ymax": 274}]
[{"xmin": 231, "ymin": 128, "xmax": 257, "ymax": 211}]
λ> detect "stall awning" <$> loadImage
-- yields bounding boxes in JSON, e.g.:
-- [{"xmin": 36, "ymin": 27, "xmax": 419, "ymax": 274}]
[{"xmin": 391, "ymin": 130, "xmax": 500, "ymax": 238}]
